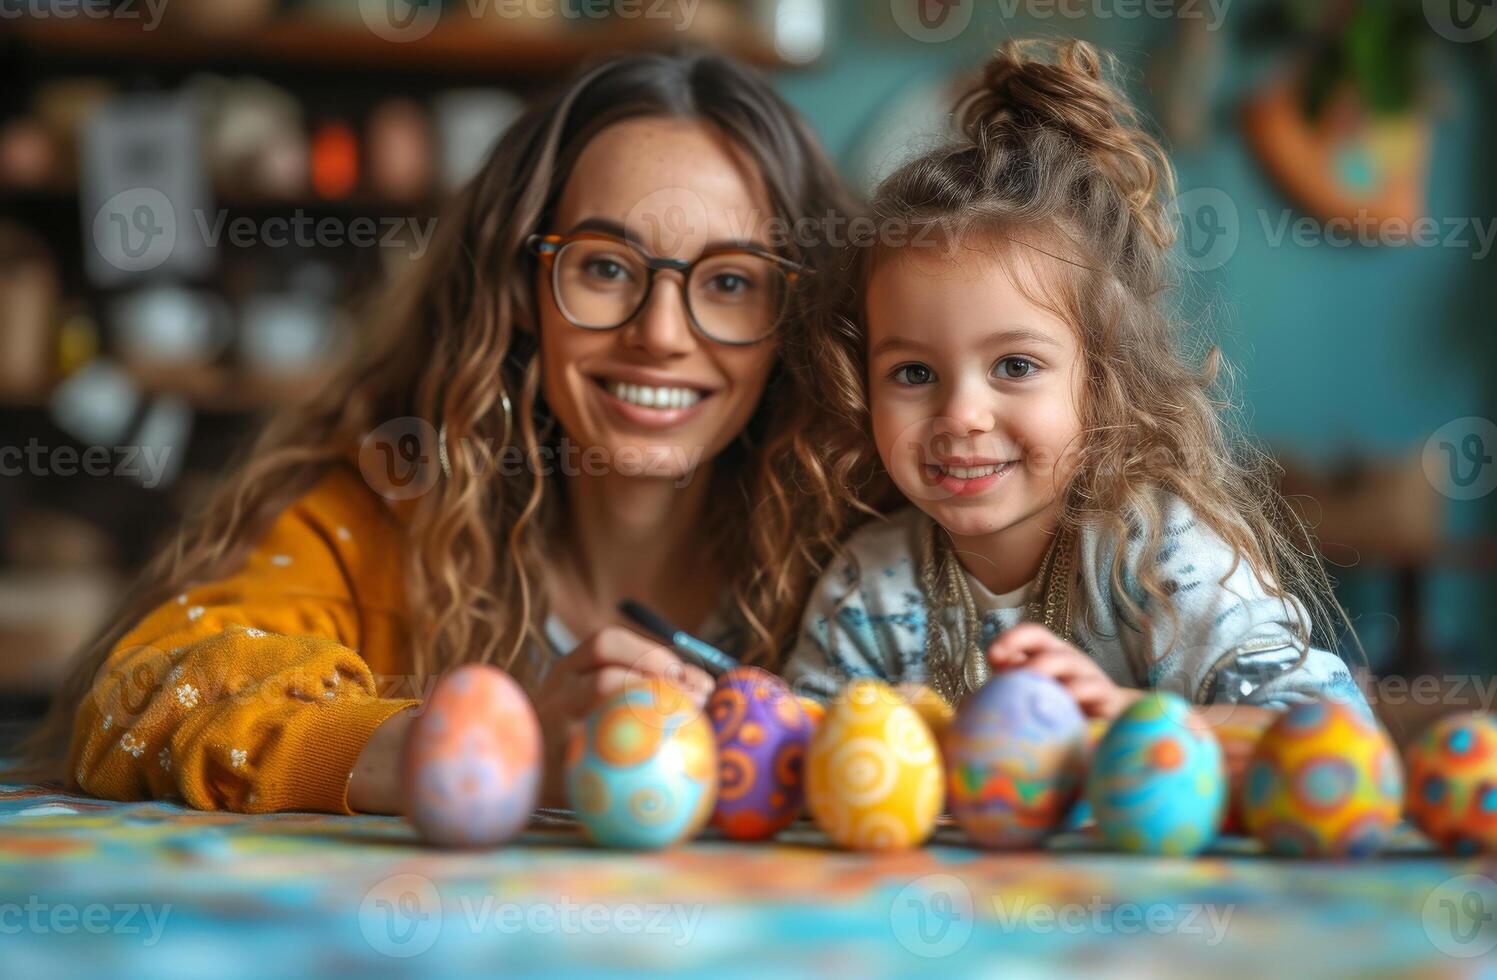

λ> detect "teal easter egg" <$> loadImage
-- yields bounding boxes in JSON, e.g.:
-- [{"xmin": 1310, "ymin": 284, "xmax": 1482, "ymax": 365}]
[
  {"xmin": 565, "ymin": 678, "xmax": 717, "ymax": 849},
  {"xmin": 1086, "ymin": 693, "xmax": 1225, "ymax": 856}
]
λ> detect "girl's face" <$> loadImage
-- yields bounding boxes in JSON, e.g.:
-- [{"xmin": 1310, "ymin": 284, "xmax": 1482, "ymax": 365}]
[
  {"xmin": 537, "ymin": 117, "xmax": 781, "ymax": 484},
  {"xmin": 865, "ymin": 244, "xmax": 1086, "ymax": 541}
]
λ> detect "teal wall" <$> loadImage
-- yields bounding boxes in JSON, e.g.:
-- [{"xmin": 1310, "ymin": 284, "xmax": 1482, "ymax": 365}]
[{"xmin": 770, "ymin": 2, "xmax": 1497, "ymax": 669}]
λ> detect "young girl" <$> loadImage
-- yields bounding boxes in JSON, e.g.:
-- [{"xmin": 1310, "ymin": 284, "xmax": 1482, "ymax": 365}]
[
  {"xmin": 13, "ymin": 52, "xmax": 859, "ymax": 814},
  {"xmin": 786, "ymin": 39, "xmax": 1367, "ymax": 722}
]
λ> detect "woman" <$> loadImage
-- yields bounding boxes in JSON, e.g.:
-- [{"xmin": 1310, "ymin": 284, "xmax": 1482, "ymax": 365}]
[{"xmin": 12, "ymin": 51, "xmax": 860, "ymax": 814}]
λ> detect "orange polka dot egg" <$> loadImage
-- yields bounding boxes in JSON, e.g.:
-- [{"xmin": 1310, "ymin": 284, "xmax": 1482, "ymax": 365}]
[
  {"xmin": 806, "ymin": 679, "xmax": 944, "ymax": 851},
  {"xmin": 566, "ymin": 678, "xmax": 717, "ymax": 849},
  {"xmin": 1243, "ymin": 698, "xmax": 1402, "ymax": 859},
  {"xmin": 1086, "ymin": 692, "xmax": 1225, "ymax": 856},
  {"xmin": 1405, "ymin": 712, "xmax": 1497, "ymax": 855},
  {"xmin": 707, "ymin": 666, "xmax": 812, "ymax": 840}
]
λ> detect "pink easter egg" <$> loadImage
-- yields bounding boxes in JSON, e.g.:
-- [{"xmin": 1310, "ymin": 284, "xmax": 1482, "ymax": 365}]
[{"xmin": 403, "ymin": 664, "xmax": 541, "ymax": 847}]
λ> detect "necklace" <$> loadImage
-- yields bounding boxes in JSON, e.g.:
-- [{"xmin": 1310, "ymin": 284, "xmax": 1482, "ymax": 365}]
[{"xmin": 919, "ymin": 519, "xmax": 1077, "ymax": 708}]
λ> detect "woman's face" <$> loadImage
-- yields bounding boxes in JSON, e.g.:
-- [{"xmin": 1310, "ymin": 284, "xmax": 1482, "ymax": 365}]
[{"xmin": 537, "ymin": 117, "xmax": 781, "ymax": 485}]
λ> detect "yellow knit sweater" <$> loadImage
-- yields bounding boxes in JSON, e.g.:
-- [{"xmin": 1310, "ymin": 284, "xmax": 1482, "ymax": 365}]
[{"xmin": 67, "ymin": 465, "xmax": 422, "ymax": 815}]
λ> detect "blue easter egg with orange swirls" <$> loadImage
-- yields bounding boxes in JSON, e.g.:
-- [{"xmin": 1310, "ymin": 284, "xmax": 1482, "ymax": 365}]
[{"xmin": 1087, "ymin": 692, "xmax": 1226, "ymax": 855}]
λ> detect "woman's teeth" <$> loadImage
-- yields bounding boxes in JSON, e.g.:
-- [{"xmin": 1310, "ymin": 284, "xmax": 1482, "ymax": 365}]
[{"xmin": 609, "ymin": 382, "xmax": 702, "ymax": 410}]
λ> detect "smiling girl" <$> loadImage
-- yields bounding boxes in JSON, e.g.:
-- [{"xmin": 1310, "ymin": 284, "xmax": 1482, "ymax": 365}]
[{"xmin": 786, "ymin": 40, "xmax": 1366, "ymax": 723}]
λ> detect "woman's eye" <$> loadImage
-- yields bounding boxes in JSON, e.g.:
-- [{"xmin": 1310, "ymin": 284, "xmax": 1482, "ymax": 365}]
[
  {"xmin": 996, "ymin": 357, "xmax": 1037, "ymax": 380},
  {"xmin": 891, "ymin": 363, "xmax": 934, "ymax": 386},
  {"xmin": 706, "ymin": 272, "xmax": 753, "ymax": 295},
  {"xmin": 583, "ymin": 258, "xmax": 632, "ymax": 282}
]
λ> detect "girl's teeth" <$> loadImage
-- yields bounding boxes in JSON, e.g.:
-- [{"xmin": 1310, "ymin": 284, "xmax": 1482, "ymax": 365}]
[
  {"xmin": 943, "ymin": 464, "xmax": 1003, "ymax": 479},
  {"xmin": 609, "ymin": 382, "xmax": 702, "ymax": 410}
]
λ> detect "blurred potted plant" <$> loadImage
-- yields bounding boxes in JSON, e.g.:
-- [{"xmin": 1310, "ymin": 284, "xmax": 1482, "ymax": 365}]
[{"xmin": 1241, "ymin": 0, "xmax": 1437, "ymax": 226}]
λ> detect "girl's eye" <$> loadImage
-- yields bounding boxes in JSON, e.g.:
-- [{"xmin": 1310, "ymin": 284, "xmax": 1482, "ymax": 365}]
[
  {"xmin": 995, "ymin": 356, "xmax": 1037, "ymax": 380},
  {"xmin": 890, "ymin": 363, "xmax": 934, "ymax": 386}
]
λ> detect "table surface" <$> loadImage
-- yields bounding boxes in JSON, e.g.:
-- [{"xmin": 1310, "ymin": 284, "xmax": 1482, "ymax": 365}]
[{"xmin": 1, "ymin": 782, "xmax": 1494, "ymax": 980}]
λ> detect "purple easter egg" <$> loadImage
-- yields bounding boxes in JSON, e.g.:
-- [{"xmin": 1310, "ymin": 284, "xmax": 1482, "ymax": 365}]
[
  {"xmin": 707, "ymin": 666, "xmax": 812, "ymax": 840},
  {"xmin": 944, "ymin": 668, "xmax": 1087, "ymax": 848}
]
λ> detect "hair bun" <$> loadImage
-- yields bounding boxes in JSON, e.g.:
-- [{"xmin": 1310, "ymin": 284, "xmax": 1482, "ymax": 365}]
[{"xmin": 958, "ymin": 39, "xmax": 1175, "ymax": 251}]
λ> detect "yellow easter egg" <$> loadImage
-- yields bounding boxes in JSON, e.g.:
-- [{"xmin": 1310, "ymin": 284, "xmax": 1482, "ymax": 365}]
[
  {"xmin": 806, "ymin": 679, "xmax": 944, "ymax": 851},
  {"xmin": 1242, "ymin": 699, "xmax": 1402, "ymax": 859}
]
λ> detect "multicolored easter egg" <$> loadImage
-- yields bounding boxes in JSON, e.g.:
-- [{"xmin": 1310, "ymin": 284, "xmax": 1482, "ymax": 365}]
[
  {"xmin": 1405, "ymin": 712, "xmax": 1497, "ymax": 855},
  {"xmin": 897, "ymin": 682, "xmax": 955, "ymax": 744},
  {"xmin": 945, "ymin": 670, "xmax": 1087, "ymax": 848},
  {"xmin": 1243, "ymin": 698, "xmax": 1402, "ymax": 858},
  {"xmin": 566, "ymin": 678, "xmax": 717, "ymax": 849},
  {"xmin": 1087, "ymin": 692, "xmax": 1225, "ymax": 856},
  {"xmin": 806, "ymin": 678, "xmax": 944, "ymax": 851},
  {"xmin": 403, "ymin": 664, "xmax": 541, "ymax": 848},
  {"xmin": 708, "ymin": 666, "xmax": 812, "ymax": 840}
]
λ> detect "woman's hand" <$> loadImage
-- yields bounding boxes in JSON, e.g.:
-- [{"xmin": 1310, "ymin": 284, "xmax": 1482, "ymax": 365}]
[
  {"xmin": 533, "ymin": 626, "xmax": 715, "ymax": 807},
  {"xmin": 986, "ymin": 622, "xmax": 1141, "ymax": 721}
]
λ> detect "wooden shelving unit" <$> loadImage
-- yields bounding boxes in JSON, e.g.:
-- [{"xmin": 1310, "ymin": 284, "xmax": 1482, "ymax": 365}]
[{"xmin": 13, "ymin": 13, "xmax": 788, "ymax": 77}]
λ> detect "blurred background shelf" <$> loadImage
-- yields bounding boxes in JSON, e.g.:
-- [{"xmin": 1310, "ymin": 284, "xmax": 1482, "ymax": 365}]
[{"xmin": 12, "ymin": 12, "xmax": 789, "ymax": 77}]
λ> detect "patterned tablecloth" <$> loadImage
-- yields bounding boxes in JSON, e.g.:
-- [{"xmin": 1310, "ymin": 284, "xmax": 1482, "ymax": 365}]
[{"xmin": 1, "ymin": 782, "xmax": 1494, "ymax": 979}]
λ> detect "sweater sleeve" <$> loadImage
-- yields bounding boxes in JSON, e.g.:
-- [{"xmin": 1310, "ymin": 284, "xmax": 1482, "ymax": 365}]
[
  {"xmin": 1097, "ymin": 492, "xmax": 1367, "ymax": 713},
  {"xmin": 66, "ymin": 468, "xmax": 420, "ymax": 814}
]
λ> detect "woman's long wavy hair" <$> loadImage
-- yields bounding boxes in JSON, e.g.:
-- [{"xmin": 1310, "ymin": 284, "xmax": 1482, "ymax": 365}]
[
  {"xmin": 13, "ymin": 51, "xmax": 861, "ymax": 780},
  {"xmin": 807, "ymin": 38, "xmax": 1359, "ymax": 669}
]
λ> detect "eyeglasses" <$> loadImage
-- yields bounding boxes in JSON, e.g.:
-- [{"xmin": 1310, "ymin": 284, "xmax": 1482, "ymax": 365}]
[{"xmin": 527, "ymin": 231, "xmax": 808, "ymax": 346}]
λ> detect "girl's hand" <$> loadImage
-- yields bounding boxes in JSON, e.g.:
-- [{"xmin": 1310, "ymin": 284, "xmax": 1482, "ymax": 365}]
[
  {"xmin": 533, "ymin": 626, "xmax": 715, "ymax": 806},
  {"xmin": 985, "ymin": 622, "xmax": 1141, "ymax": 720}
]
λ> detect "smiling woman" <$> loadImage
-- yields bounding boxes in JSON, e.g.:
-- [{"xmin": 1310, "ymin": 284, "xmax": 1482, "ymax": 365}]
[{"xmin": 10, "ymin": 51, "xmax": 862, "ymax": 816}]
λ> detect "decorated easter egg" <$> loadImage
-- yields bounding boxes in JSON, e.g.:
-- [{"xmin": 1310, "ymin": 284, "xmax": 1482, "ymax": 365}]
[
  {"xmin": 1087, "ymin": 692, "xmax": 1226, "ymax": 856},
  {"xmin": 944, "ymin": 669, "xmax": 1087, "ymax": 848},
  {"xmin": 1405, "ymin": 712, "xmax": 1497, "ymax": 855},
  {"xmin": 566, "ymin": 678, "xmax": 717, "ymax": 849},
  {"xmin": 707, "ymin": 666, "xmax": 812, "ymax": 840},
  {"xmin": 1243, "ymin": 699, "xmax": 1402, "ymax": 858},
  {"xmin": 896, "ymin": 682, "xmax": 955, "ymax": 744},
  {"xmin": 403, "ymin": 664, "xmax": 541, "ymax": 848},
  {"xmin": 806, "ymin": 679, "xmax": 944, "ymax": 851}
]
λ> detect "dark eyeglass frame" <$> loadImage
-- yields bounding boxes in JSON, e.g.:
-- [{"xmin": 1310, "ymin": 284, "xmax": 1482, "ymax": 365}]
[{"xmin": 526, "ymin": 230, "xmax": 811, "ymax": 347}]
